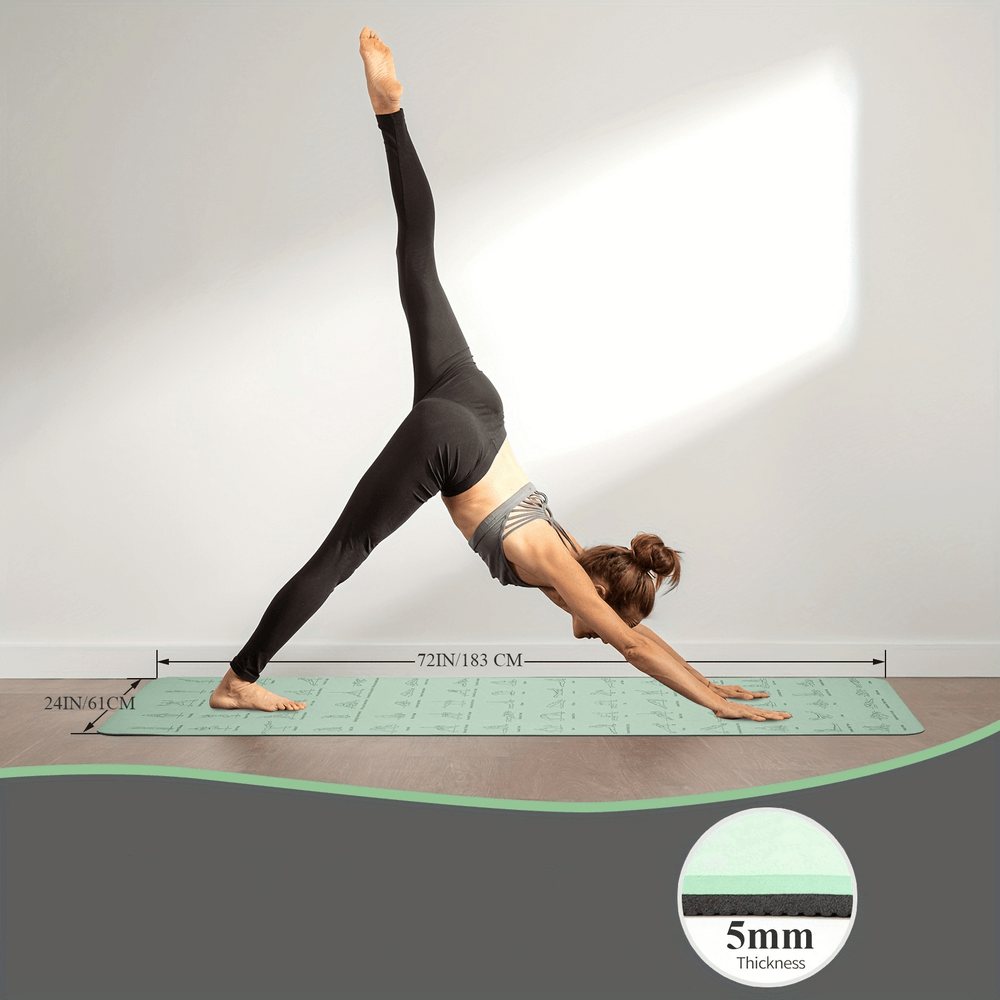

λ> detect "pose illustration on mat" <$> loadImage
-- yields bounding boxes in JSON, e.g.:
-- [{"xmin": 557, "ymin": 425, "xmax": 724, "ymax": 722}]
[{"xmin": 210, "ymin": 29, "xmax": 792, "ymax": 723}]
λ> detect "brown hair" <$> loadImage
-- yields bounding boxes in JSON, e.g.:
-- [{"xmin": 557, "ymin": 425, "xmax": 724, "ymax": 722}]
[{"xmin": 578, "ymin": 533, "xmax": 681, "ymax": 619}]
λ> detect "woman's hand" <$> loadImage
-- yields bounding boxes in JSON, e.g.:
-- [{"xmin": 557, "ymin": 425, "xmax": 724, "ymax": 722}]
[
  {"xmin": 712, "ymin": 701, "xmax": 792, "ymax": 722},
  {"xmin": 708, "ymin": 682, "xmax": 772, "ymax": 700}
]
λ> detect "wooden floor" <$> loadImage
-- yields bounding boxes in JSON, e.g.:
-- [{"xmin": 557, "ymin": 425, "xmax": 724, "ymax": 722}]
[{"xmin": 0, "ymin": 677, "xmax": 996, "ymax": 801}]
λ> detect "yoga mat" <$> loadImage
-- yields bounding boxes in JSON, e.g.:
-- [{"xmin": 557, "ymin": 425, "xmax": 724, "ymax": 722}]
[
  {"xmin": 681, "ymin": 809, "xmax": 855, "ymax": 916},
  {"xmin": 98, "ymin": 676, "xmax": 922, "ymax": 736}
]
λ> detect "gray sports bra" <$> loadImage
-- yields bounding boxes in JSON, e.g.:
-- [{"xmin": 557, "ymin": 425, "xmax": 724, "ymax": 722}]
[{"xmin": 469, "ymin": 482, "xmax": 577, "ymax": 588}]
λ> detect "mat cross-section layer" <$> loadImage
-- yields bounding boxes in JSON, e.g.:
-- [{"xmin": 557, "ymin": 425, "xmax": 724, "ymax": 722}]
[{"xmin": 681, "ymin": 809, "xmax": 856, "ymax": 917}]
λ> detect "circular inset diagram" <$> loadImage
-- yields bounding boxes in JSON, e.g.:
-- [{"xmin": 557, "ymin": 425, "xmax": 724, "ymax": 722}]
[{"xmin": 678, "ymin": 808, "xmax": 856, "ymax": 987}]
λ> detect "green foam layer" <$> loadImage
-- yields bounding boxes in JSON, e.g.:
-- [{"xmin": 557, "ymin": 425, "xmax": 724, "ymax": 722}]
[
  {"xmin": 684, "ymin": 809, "xmax": 853, "ymax": 879},
  {"xmin": 682, "ymin": 874, "xmax": 854, "ymax": 895}
]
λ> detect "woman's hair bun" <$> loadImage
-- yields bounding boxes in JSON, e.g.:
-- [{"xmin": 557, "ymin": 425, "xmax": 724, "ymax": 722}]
[
  {"xmin": 630, "ymin": 533, "xmax": 681, "ymax": 591},
  {"xmin": 578, "ymin": 533, "xmax": 683, "ymax": 615}
]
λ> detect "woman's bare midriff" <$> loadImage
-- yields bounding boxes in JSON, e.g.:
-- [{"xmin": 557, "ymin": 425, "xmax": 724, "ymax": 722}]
[{"xmin": 441, "ymin": 438, "xmax": 531, "ymax": 540}]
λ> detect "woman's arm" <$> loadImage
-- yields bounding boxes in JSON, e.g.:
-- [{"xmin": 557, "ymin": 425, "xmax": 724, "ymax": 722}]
[
  {"xmin": 527, "ymin": 541, "xmax": 791, "ymax": 721},
  {"xmin": 621, "ymin": 628, "xmax": 790, "ymax": 721},
  {"xmin": 632, "ymin": 624, "xmax": 774, "ymax": 702},
  {"xmin": 633, "ymin": 624, "xmax": 712, "ymax": 685}
]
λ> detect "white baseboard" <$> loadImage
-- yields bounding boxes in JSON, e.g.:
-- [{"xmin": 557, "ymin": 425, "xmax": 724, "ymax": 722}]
[{"xmin": 0, "ymin": 642, "xmax": 996, "ymax": 679}]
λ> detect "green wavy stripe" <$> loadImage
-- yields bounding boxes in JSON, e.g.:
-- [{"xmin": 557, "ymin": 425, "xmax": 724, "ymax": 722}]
[{"xmin": 1, "ymin": 719, "xmax": 996, "ymax": 813}]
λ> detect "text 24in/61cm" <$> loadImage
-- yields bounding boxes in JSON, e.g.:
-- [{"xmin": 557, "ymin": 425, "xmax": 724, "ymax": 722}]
[{"xmin": 44, "ymin": 696, "xmax": 135, "ymax": 711}]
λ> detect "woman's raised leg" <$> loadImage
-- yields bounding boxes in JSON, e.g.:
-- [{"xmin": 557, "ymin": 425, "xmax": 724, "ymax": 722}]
[
  {"xmin": 363, "ymin": 28, "xmax": 474, "ymax": 402},
  {"xmin": 211, "ymin": 29, "xmax": 475, "ymax": 711}
]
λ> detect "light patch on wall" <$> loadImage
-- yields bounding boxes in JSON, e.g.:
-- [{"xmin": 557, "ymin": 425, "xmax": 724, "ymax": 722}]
[{"xmin": 460, "ymin": 51, "xmax": 859, "ymax": 472}]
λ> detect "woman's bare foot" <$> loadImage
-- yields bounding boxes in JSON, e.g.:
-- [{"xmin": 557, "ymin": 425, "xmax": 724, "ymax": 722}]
[
  {"xmin": 359, "ymin": 26, "xmax": 403, "ymax": 114},
  {"xmin": 209, "ymin": 668, "xmax": 307, "ymax": 712}
]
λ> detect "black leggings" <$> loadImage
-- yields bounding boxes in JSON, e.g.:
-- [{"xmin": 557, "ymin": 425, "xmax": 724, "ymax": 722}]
[{"xmin": 230, "ymin": 110, "xmax": 507, "ymax": 682}]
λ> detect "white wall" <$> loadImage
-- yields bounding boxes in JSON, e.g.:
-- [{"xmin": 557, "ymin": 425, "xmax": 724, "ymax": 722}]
[{"xmin": 2, "ymin": 2, "xmax": 997, "ymax": 677}]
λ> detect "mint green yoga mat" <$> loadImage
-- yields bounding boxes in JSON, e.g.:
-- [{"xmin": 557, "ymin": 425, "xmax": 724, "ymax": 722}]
[{"xmin": 98, "ymin": 676, "xmax": 921, "ymax": 736}]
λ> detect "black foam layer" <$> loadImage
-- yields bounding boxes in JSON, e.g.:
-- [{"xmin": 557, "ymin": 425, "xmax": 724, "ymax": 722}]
[{"xmin": 682, "ymin": 893, "xmax": 853, "ymax": 917}]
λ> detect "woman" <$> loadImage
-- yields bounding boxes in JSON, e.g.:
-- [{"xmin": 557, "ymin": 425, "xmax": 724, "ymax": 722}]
[{"xmin": 210, "ymin": 28, "xmax": 791, "ymax": 724}]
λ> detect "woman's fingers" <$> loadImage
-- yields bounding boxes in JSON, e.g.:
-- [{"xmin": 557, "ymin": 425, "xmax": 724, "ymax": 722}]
[
  {"xmin": 714, "ymin": 704, "xmax": 792, "ymax": 722},
  {"xmin": 712, "ymin": 684, "xmax": 772, "ymax": 700}
]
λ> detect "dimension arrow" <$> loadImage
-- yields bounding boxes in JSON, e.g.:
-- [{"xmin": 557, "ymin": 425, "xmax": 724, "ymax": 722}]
[
  {"xmin": 157, "ymin": 658, "xmax": 413, "ymax": 665},
  {"xmin": 155, "ymin": 656, "xmax": 889, "ymax": 666},
  {"xmin": 77, "ymin": 709, "xmax": 109, "ymax": 734},
  {"xmin": 686, "ymin": 659, "xmax": 885, "ymax": 665},
  {"xmin": 525, "ymin": 658, "xmax": 886, "ymax": 665},
  {"xmin": 149, "ymin": 650, "xmax": 888, "ymax": 675}
]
